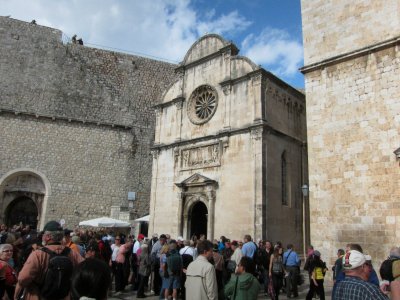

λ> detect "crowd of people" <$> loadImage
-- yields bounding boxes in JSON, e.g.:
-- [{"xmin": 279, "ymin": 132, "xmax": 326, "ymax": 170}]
[{"xmin": 1, "ymin": 221, "xmax": 400, "ymax": 299}]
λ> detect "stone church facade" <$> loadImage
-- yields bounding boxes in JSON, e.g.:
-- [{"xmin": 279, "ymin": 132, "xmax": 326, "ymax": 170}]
[
  {"xmin": 301, "ymin": 0, "xmax": 400, "ymax": 264},
  {"xmin": 1, "ymin": 18, "xmax": 308, "ymax": 245},
  {"xmin": 149, "ymin": 35, "xmax": 308, "ymax": 245},
  {"xmin": 0, "ymin": 17, "xmax": 177, "ymax": 229}
]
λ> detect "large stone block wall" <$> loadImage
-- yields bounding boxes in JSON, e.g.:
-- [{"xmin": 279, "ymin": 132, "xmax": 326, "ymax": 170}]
[
  {"xmin": 301, "ymin": 0, "xmax": 400, "ymax": 65},
  {"xmin": 304, "ymin": 46, "xmax": 400, "ymax": 265},
  {"xmin": 0, "ymin": 17, "xmax": 176, "ymax": 126},
  {"xmin": 0, "ymin": 114, "xmax": 137, "ymax": 226},
  {"xmin": 0, "ymin": 17, "xmax": 177, "ymax": 226}
]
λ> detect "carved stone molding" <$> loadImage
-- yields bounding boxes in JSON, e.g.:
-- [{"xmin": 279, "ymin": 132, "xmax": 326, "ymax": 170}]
[
  {"xmin": 180, "ymin": 142, "xmax": 221, "ymax": 171},
  {"xmin": 151, "ymin": 149, "xmax": 160, "ymax": 159},
  {"xmin": 222, "ymin": 84, "xmax": 232, "ymax": 96},
  {"xmin": 251, "ymin": 73, "xmax": 262, "ymax": 86},
  {"xmin": 155, "ymin": 107, "xmax": 162, "ymax": 117},
  {"xmin": 173, "ymin": 97, "xmax": 184, "ymax": 110},
  {"xmin": 221, "ymin": 136, "xmax": 229, "ymax": 149},
  {"xmin": 251, "ymin": 127, "xmax": 263, "ymax": 140}
]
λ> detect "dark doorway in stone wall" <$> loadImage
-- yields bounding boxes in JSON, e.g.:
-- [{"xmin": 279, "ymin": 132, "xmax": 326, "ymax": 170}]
[
  {"xmin": 190, "ymin": 201, "xmax": 208, "ymax": 240},
  {"xmin": 5, "ymin": 196, "xmax": 38, "ymax": 228}
]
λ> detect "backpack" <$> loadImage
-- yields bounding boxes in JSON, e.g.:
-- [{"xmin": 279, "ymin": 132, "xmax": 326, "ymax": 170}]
[
  {"xmin": 380, "ymin": 258, "xmax": 400, "ymax": 281},
  {"xmin": 167, "ymin": 251, "xmax": 183, "ymax": 275},
  {"xmin": 181, "ymin": 248, "xmax": 193, "ymax": 269},
  {"xmin": 40, "ymin": 247, "xmax": 73, "ymax": 299}
]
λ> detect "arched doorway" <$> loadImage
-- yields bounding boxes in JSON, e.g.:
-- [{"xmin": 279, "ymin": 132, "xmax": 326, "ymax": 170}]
[
  {"xmin": 0, "ymin": 169, "xmax": 49, "ymax": 229},
  {"xmin": 190, "ymin": 201, "xmax": 208, "ymax": 240},
  {"xmin": 5, "ymin": 196, "xmax": 38, "ymax": 228}
]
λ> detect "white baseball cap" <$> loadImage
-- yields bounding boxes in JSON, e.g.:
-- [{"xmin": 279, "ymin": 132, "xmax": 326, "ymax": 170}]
[{"xmin": 343, "ymin": 250, "xmax": 366, "ymax": 270}]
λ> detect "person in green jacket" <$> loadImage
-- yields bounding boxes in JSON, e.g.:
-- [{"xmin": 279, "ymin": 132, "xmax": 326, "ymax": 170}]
[{"xmin": 224, "ymin": 256, "xmax": 260, "ymax": 300}]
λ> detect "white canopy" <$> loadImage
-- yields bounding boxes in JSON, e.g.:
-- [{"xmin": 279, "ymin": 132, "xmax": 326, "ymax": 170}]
[
  {"xmin": 79, "ymin": 217, "xmax": 131, "ymax": 228},
  {"xmin": 134, "ymin": 215, "xmax": 150, "ymax": 222}
]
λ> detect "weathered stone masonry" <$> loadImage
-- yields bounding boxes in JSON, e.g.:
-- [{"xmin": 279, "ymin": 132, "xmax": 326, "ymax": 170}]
[
  {"xmin": 301, "ymin": 0, "xmax": 400, "ymax": 267},
  {"xmin": 0, "ymin": 17, "xmax": 177, "ymax": 228}
]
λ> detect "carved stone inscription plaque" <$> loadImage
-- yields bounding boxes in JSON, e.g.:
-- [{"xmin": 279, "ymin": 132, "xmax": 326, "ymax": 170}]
[{"xmin": 181, "ymin": 143, "xmax": 220, "ymax": 170}]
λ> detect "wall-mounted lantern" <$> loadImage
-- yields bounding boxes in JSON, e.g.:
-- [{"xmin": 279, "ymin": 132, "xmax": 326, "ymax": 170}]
[{"xmin": 128, "ymin": 192, "xmax": 136, "ymax": 208}]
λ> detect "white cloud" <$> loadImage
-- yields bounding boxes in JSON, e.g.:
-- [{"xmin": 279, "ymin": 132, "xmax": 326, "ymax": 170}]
[
  {"xmin": 0, "ymin": 0, "xmax": 251, "ymax": 63},
  {"xmin": 241, "ymin": 28, "xmax": 303, "ymax": 78},
  {"xmin": 0, "ymin": 0, "xmax": 304, "ymax": 87},
  {"xmin": 197, "ymin": 10, "xmax": 252, "ymax": 36}
]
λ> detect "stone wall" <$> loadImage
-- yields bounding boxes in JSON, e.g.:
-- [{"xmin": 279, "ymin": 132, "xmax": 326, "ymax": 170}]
[
  {"xmin": 301, "ymin": 0, "xmax": 400, "ymax": 65},
  {"xmin": 304, "ymin": 47, "xmax": 400, "ymax": 264},
  {"xmin": 0, "ymin": 17, "xmax": 177, "ymax": 227},
  {"xmin": 0, "ymin": 17, "xmax": 176, "ymax": 126},
  {"xmin": 301, "ymin": 0, "xmax": 400, "ymax": 267}
]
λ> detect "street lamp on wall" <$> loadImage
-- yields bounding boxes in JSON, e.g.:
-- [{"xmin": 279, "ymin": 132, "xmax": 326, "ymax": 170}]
[
  {"xmin": 128, "ymin": 192, "xmax": 136, "ymax": 208},
  {"xmin": 301, "ymin": 184, "xmax": 309, "ymax": 258},
  {"xmin": 302, "ymin": 184, "xmax": 309, "ymax": 197}
]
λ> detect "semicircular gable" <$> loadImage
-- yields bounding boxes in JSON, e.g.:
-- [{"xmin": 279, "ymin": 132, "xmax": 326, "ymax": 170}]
[
  {"xmin": 161, "ymin": 79, "xmax": 183, "ymax": 103},
  {"xmin": 182, "ymin": 34, "xmax": 229, "ymax": 65},
  {"xmin": 230, "ymin": 56, "xmax": 259, "ymax": 79}
]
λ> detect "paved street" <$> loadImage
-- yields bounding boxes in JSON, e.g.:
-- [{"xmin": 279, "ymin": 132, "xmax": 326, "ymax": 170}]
[{"xmin": 111, "ymin": 279, "xmax": 333, "ymax": 299}]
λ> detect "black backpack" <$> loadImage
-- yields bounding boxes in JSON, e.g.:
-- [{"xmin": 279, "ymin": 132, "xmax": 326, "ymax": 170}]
[
  {"xmin": 380, "ymin": 258, "xmax": 400, "ymax": 281},
  {"xmin": 40, "ymin": 247, "xmax": 73, "ymax": 299}
]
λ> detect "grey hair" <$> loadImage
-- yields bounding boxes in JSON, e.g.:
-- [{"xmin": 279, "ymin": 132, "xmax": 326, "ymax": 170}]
[
  {"xmin": 45, "ymin": 230, "xmax": 64, "ymax": 243},
  {"xmin": 0, "ymin": 243, "xmax": 13, "ymax": 252},
  {"xmin": 390, "ymin": 247, "xmax": 400, "ymax": 258}
]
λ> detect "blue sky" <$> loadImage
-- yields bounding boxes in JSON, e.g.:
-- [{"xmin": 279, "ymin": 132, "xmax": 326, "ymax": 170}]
[{"xmin": 0, "ymin": 0, "xmax": 304, "ymax": 88}]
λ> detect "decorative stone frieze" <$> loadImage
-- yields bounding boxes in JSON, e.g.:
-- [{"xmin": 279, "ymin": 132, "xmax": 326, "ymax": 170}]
[{"xmin": 180, "ymin": 143, "xmax": 221, "ymax": 171}]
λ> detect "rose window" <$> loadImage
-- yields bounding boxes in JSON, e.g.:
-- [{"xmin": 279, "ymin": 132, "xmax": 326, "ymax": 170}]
[{"xmin": 187, "ymin": 85, "xmax": 218, "ymax": 125}]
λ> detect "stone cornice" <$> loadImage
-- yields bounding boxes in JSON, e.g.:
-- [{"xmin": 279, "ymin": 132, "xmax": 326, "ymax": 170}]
[
  {"xmin": 300, "ymin": 35, "xmax": 400, "ymax": 74},
  {"xmin": 153, "ymin": 96, "xmax": 185, "ymax": 110},
  {"xmin": 220, "ymin": 69, "xmax": 305, "ymax": 100},
  {"xmin": 152, "ymin": 121, "xmax": 305, "ymax": 151},
  {"xmin": 175, "ymin": 43, "xmax": 239, "ymax": 73},
  {"xmin": 0, "ymin": 108, "xmax": 134, "ymax": 130}
]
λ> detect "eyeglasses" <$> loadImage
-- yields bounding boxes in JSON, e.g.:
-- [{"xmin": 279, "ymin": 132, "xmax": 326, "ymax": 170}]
[{"xmin": 2, "ymin": 250, "xmax": 13, "ymax": 253}]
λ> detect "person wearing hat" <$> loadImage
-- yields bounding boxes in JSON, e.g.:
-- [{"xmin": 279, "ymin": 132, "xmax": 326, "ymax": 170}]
[
  {"xmin": 305, "ymin": 250, "xmax": 327, "ymax": 300},
  {"xmin": 14, "ymin": 220, "xmax": 84, "ymax": 300},
  {"xmin": 332, "ymin": 250, "xmax": 388, "ymax": 299},
  {"xmin": 63, "ymin": 229, "xmax": 80, "ymax": 254}
]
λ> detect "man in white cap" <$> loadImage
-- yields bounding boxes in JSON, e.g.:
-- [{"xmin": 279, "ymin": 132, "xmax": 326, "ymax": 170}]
[{"xmin": 332, "ymin": 250, "xmax": 388, "ymax": 299}]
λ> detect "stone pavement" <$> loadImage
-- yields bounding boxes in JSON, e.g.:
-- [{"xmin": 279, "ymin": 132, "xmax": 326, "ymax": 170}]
[{"xmin": 111, "ymin": 282, "xmax": 333, "ymax": 299}]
